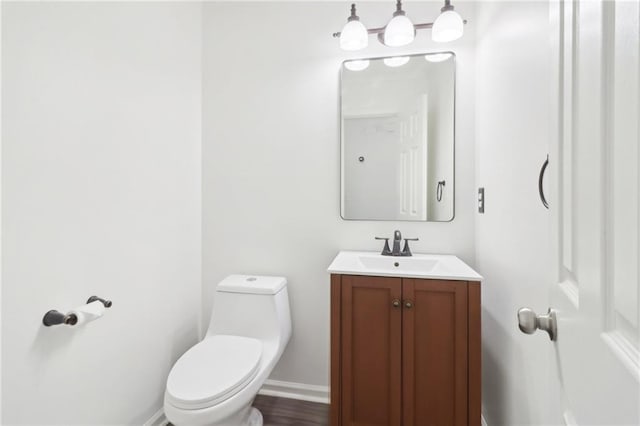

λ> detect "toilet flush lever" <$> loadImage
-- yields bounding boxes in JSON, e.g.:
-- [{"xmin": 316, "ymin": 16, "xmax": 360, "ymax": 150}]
[{"xmin": 517, "ymin": 307, "xmax": 557, "ymax": 341}]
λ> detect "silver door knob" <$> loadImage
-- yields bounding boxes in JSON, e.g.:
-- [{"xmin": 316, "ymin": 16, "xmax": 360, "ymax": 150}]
[{"xmin": 517, "ymin": 307, "xmax": 558, "ymax": 341}]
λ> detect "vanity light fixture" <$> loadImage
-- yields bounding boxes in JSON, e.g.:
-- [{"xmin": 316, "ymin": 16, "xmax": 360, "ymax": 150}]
[
  {"xmin": 344, "ymin": 59, "xmax": 371, "ymax": 71},
  {"xmin": 383, "ymin": 56, "xmax": 410, "ymax": 67},
  {"xmin": 432, "ymin": 0, "xmax": 465, "ymax": 42},
  {"xmin": 339, "ymin": 4, "xmax": 369, "ymax": 51},
  {"xmin": 383, "ymin": 1, "xmax": 415, "ymax": 47},
  {"xmin": 334, "ymin": 0, "xmax": 466, "ymax": 51}
]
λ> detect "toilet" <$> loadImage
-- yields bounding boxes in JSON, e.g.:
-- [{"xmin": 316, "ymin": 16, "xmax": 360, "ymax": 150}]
[{"xmin": 164, "ymin": 275, "xmax": 292, "ymax": 426}]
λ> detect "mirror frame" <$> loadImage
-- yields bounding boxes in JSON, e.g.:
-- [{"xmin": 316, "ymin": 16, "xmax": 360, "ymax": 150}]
[{"xmin": 339, "ymin": 51, "xmax": 457, "ymax": 222}]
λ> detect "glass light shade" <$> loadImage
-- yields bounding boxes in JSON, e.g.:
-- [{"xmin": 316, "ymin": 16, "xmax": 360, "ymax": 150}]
[
  {"xmin": 340, "ymin": 20, "xmax": 369, "ymax": 51},
  {"xmin": 383, "ymin": 14, "xmax": 415, "ymax": 47},
  {"xmin": 432, "ymin": 10, "xmax": 464, "ymax": 42},
  {"xmin": 344, "ymin": 59, "xmax": 370, "ymax": 71},
  {"xmin": 383, "ymin": 56, "xmax": 410, "ymax": 68},
  {"xmin": 425, "ymin": 52, "xmax": 453, "ymax": 63}
]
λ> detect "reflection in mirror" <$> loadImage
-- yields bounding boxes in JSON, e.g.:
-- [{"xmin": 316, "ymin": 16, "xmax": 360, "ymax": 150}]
[{"xmin": 341, "ymin": 52, "xmax": 455, "ymax": 221}]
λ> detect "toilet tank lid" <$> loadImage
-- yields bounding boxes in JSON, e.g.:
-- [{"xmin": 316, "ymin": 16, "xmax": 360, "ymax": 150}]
[{"xmin": 217, "ymin": 275, "xmax": 287, "ymax": 295}]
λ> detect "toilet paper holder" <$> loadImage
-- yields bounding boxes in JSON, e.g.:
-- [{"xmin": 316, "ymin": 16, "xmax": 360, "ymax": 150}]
[{"xmin": 42, "ymin": 295, "xmax": 112, "ymax": 327}]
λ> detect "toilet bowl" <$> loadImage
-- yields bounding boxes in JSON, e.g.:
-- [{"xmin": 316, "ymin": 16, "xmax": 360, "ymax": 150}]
[{"xmin": 164, "ymin": 275, "xmax": 292, "ymax": 426}]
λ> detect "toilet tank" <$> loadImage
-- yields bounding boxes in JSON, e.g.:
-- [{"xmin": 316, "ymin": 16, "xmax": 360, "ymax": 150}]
[{"xmin": 206, "ymin": 275, "xmax": 292, "ymax": 348}]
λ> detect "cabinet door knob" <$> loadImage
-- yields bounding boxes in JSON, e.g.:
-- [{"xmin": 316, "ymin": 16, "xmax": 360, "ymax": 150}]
[
  {"xmin": 392, "ymin": 299, "xmax": 400, "ymax": 308},
  {"xmin": 404, "ymin": 300, "xmax": 413, "ymax": 309}
]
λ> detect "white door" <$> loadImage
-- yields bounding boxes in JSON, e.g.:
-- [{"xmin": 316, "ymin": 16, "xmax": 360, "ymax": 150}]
[
  {"xmin": 547, "ymin": 0, "xmax": 640, "ymax": 424},
  {"xmin": 397, "ymin": 93, "xmax": 428, "ymax": 221}
]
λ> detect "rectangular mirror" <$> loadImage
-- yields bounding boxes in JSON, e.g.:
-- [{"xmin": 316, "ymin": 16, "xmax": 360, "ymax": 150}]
[{"xmin": 340, "ymin": 52, "xmax": 455, "ymax": 221}]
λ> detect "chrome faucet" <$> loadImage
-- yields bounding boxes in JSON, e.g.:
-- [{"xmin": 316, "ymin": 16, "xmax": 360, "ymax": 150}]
[{"xmin": 375, "ymin": 230, "xmax": 419, "ymax": 256}]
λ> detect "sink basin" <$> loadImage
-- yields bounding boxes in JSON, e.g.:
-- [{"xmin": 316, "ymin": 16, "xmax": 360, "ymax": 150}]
[{"xmin": 327, "ymin": 251, "xmax": 482, "ymax": 281}]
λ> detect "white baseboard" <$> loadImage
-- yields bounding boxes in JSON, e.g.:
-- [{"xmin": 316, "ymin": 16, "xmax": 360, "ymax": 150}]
[
  {"xmin": 258, "ymin": 379, "xmax": 330, "ymax": 404},
  {"xmin": 481, "ymin": 413, "xmax": 488, "ymax": 426},
  {"xmin": 143, "ymin": 407, "xmax": 167, "ymax": 426},
  {"xmin": 144, "ymin": 380, "xmax": 328, "ymax": 426}
]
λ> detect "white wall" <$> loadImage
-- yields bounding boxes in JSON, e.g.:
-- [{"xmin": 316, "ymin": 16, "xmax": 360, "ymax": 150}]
[
  {"xmin": 474, "ymin": 2, "xmax": 553, "ymax": 425},
  {"xmin": 202, "ymin": 1, "xmax": 477, "ymax": 388},
  {"xmin": 1, "ymin": 2, "xmax": 202, "ymax": 424},
  {"xmin": 0, "ymin": 2, "xmax": 4, "ymax": 420}
]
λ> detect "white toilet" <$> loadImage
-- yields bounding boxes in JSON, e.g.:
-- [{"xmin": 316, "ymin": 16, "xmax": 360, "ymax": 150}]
[{"xmin": 164, "ymin": 275, "xmax": 292, "ymax": 426}]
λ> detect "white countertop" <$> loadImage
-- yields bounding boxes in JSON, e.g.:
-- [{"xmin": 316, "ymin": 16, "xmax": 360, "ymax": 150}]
[{"xmin": 327, "ymin": 250, "xmax": 483, "ymax": 282}]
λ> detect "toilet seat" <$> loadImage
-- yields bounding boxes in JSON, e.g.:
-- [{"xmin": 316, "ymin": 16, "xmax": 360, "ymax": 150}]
[{"xmin": 166, "ymin": 335, "xmax": 263, "ymax": 410}]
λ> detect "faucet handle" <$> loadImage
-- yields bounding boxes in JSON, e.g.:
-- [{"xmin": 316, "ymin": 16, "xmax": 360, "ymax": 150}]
[
  {"xmin": 375, "ymin": 237, "xmax": 392, "ymax": 256},
  {"xmin": 401, "ymin": 238, "xmax": 419, "ymax": 256}
]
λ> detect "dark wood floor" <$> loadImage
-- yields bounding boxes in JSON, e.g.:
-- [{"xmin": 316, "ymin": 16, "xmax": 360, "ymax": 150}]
[
  {"xmin": 253, "ymin": 395, "xmax": 329, "ymax": 426},
  {"xmin": 167, "ymin": 395, "xmax": 329, "ymax": 426}
]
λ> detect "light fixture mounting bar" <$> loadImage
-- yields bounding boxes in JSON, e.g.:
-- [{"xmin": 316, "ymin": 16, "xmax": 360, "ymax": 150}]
[{"xmin": 332, "ymin": 20, "xmax": 466, "ymax": 38}]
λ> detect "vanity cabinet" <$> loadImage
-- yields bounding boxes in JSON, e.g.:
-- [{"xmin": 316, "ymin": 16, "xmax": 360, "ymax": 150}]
[{"xmin": 330, "ymin": 274, "xmax": 481, "ymax": 426}]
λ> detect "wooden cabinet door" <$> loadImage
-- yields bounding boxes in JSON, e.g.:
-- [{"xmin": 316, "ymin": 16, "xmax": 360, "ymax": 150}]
[
  {"xmin": 340, "ymin": 275, "xmax": 402, "ymax": 426},
  {"xmin": 402, "ymin": 279, "xmax": 468, "ymax": 426}
]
